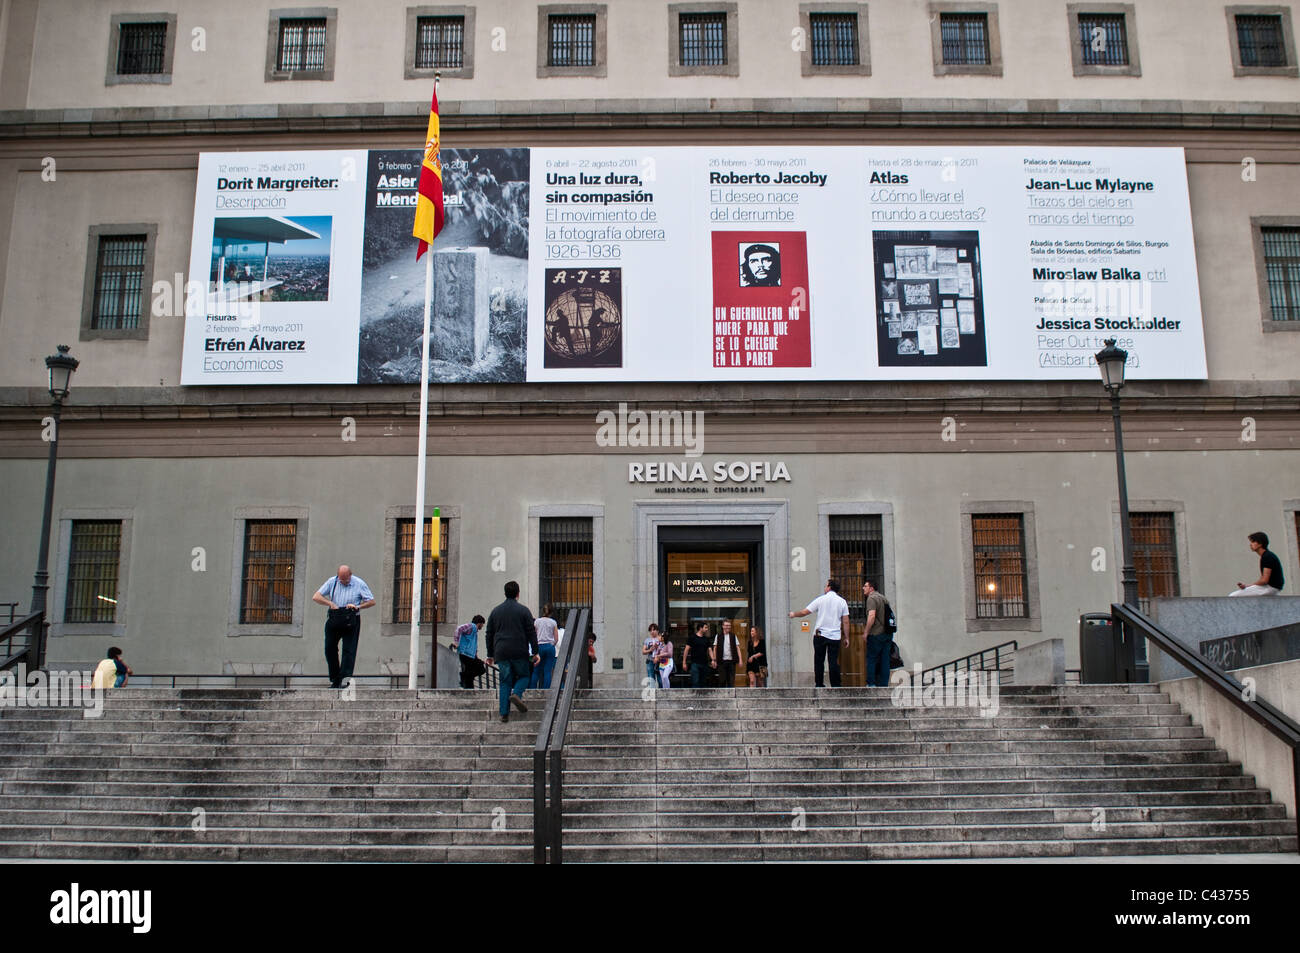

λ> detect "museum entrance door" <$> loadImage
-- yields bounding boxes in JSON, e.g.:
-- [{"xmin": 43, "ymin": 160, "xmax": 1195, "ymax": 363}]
[{"xmin": 658, "ymin": 525, "xmax": 764, "ymax": 688}]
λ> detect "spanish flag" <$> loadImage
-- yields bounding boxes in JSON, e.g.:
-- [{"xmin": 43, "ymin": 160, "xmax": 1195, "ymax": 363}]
[{"xmin": 412, "ymin": 87, "xmax": 444, "ymax": 260}]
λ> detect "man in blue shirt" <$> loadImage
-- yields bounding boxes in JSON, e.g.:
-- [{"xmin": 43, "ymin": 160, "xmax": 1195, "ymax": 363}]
[
  {"xmin": 312, "ymin": 565, "xmax": 376, "ymax": 688},
  {"xmin": 455, "ymin": 614, "xmax": 486, "ymax": 688}
]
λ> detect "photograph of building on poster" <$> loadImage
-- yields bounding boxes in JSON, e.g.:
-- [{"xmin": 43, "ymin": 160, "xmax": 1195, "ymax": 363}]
[
  {"xmin": 208, "ymin": 215, "xmax": 333, "ymax": 305},
  {"xmin": 543, "ymin": 267, "xmax": 623, "ymax": 369},
  {"xmin": 710, "ymin": 231, "xmax": 812, "ymax": 368},
  {"xmin": 873, "ymin": 229, "xmax": 987, "ymax": 367},
  {"xmin": 357, "ymin": 148, "xmax": 529, "ymax": 383}
]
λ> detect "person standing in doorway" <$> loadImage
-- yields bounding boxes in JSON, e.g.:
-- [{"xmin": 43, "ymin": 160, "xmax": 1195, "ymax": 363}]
[
  {"xmin": 789, "ymin": 579, "xmax": 850, "ymax": 688},
  {"xmin": 862, "ymin": 580, "xmax": 893, "ymax": 688},
  {"xmin": 714, "ymin": 618, "xmax": 741, "ymax": 688},
  {"xmin": 746, "ymin": 627, "xmax": 767, "ymax": 688},
  {"xmin": 312, "ymin": 565, "xmax": 376, "ymax": 689},
  {"xmin": 643, "ymin": 623, "xmax": 663, "ymax": 686},
  {"xmin": 684, "ymin": 621, "xmax": 716, "ymax": 688},
  {"xmin": 1229, "ymin": 532, "xmax": 1286, "ymax": 596},
  {"xmin": 486, "ymin": 580, "xmax": 539, "ymax": 723},
  {"xmin": 531, "ymin": 604, "xmax": 559, "ymax": 690},
  {"xmin": 454, "ymin": 615, "xmax": 486, "ymax": 689},
  {"xmin": 655, "ymin": 631, "xmax": 675, "ymax": 689}
]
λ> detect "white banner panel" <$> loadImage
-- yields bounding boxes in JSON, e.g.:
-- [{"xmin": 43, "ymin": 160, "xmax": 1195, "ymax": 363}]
[{"xmin": 181, "ymin": 146, "xmax": 1206, "ymax": 385}]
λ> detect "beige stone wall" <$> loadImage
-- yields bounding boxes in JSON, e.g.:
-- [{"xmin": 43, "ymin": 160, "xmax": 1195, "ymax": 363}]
[{"xmin": 11, "ymin": 0, "xmax": 1300, "ymax": 111}]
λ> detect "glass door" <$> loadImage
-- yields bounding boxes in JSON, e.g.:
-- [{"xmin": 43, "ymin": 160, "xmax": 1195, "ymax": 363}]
[{"xmin": 664, "ymin": 551, "xmax": 752, "ymax": 687}]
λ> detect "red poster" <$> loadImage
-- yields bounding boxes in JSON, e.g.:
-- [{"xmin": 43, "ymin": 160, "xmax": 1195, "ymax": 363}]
[{"xmin": 710, "ymin": 231, "xmax": 812, "ymax": 369}]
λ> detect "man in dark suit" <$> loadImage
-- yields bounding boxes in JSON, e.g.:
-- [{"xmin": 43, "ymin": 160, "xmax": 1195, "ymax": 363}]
[{"xmin": 714, "ymin": 618, "xmax": 741, "ymax": 688}]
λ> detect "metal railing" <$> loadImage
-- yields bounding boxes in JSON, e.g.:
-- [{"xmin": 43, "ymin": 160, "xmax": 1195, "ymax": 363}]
[
  {"xmin": 920, "ymin": 640, "xmax": 1017, "ymax": 685},
  {"xmin": 1112, "ymin": 602, "xmax": 1300, "ymax": 853},
  {"xmin": 533, "ymin": 607, "xmax": 590, "ymax": 864},
  {"xmin": 0, "ymin": 611, "xmax": 44, "ymax": 672}
]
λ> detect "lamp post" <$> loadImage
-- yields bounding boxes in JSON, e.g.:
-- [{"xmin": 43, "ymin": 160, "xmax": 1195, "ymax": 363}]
[
  {"xmin": 1095, "ymin": 337, "xmax": 1139, "ymax": 682},
  {"xmin": 30, "ymin": 345, "xmax": 78, "ymax": 670}
]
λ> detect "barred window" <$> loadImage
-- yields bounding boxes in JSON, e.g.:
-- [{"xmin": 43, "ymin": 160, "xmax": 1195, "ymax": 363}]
[
  {"xmin": 972, "ymin": 514, "xmax": 1028, "ymax": 619},
  {"xmin": 393, "ymin": 518, "xmax": 449, "ymax": 624},
  {"xmin": 64, "ymin": 522, "xmax": 122, "ymax": 624},
  {"xmin": 277, "ymin": 18, "xmax": 328, "ymax": 72},
  {"xmin": 540, "ymin": 518, "xmax": 593, "ymax": 633},
  {"xmin": 240, "ymin": 520, "xmax": 297, "ymax": 624},
  {"xmin": 940, "ymin": 12, "xmax": 990, "ymax": 65},
  {"xmin": 680, "ymin": 12, "xmax": 727, "ymax": 66},
  {"xmin": 116, "ymin": 22, "xmax": 168, "ymax": 74},
  {"xmin": 1130, "ymin": 513, "xmax": 1179, "ymax": 615},
  {"xmin": 810, "ymin": 12, "xmax": 859, "ymax": 66},
  {"xmin": 1236, "ymin": 14, "xmax": 1287, "ymax": 67},
  {"xmin": 548, "ymin": 14, "xmax": 596, "ymax": 67},
  {"xmin": 829, "ymin": 515, "xmax": 884, "ymax": 623},
  {"xmin": 1078, "ymin": 12, "xmax": 1129, "ymax": 66},
  {"xmin": 1262, "ymin": 227, "xmax": 1300, "ymax": 322},
  {"xmin": 415, "ymin": 16, "xmax": 465, "ymax": 69},
  {"xmin": 91, "ymin": 235, "xmax": 146, "ymax": 331}
]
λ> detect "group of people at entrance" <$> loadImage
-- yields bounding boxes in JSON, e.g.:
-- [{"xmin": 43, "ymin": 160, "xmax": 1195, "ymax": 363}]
[
  {"xmin": 642, "ymin": 620, "xmax": 767, "ymax": 688},
  {"xmin": 790, "ymin": 578, "xmax": 895, "ymax": 688}
]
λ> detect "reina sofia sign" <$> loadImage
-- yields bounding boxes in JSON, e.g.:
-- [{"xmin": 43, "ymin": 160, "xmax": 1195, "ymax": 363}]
[{"xmin": 629, "ymin": 460, "xmax": 792, "ymax": 484}]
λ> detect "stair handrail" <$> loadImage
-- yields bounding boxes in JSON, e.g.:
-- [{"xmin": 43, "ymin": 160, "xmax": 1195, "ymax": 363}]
[
  {"xmin": 533, "ymin": 607, "xmax": 589, "ymax": 864},
  {"xmin": 0, "ymin": 610, "xmax": 43, "ymax": 672},
  {"xmin": 920, "ymin": 639, "xmax": 1017, "ymax": 684},
  {"xmin": 1112, "ymin": 602, "xmax": 1300, "ymax": 853}
]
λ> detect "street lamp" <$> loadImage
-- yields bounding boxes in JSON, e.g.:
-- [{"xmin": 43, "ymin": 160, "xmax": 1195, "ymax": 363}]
[
  {"xmin": 1095, "ymin": 337, "xmax": 1139, "ymax": 682},
  {"xmin": 30, "ymin": 345, "xmax": 78, "ymax": 670}
]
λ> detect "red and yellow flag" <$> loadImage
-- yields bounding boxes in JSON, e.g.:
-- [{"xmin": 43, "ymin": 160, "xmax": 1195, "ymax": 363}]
[{"xmin": 413, "ymin": 87, "xmax": 444, "ymax": 260}]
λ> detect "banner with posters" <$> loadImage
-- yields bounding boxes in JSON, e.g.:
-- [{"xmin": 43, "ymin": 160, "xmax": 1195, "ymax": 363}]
[{"xmin": 181, "ymin": 146, "xmax": 1206, "ymax": 384}]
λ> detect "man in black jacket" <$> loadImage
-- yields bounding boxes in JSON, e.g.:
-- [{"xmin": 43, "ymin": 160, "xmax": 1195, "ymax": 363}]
[{"xmin": 486, "ymin": 580, "xmax": 539, "ymax": 722}]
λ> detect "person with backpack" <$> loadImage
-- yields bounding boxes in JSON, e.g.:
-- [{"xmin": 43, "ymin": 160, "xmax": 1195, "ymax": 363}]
[
  {"xmin": 455, "ymin": 614, "xmax": 486, "ymax": 689},
  {"xmin": 862, "ymin": 580, "xmax": 895, "ymax": 688}
]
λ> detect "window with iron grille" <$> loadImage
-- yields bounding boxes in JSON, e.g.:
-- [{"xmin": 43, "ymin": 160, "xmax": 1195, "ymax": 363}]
[
  {"xmin": 1236, "ymin": 14, "xmax": 1287, "ymax": 67},
  {"xmin": 415, "ymin": 16, "xmax": 465, "ymax": 69},
  {"xmin": 971, "ymin": 514, "xmax": 1028, "ymax": 619},
  {"xmin": 810, "ymin": 12, "xmax": 859, "ymax": 66},
  {"xmin": 64, "ymin": 522, "xmax": 122, "ymax": 624},
  {"xmin": 1078, "ymin": 12, "xmax": 1129, "ymax": 65},
  {"xmin": 680, "ymin": 12, "xmax": 727, "ymax": 66},
  {"xmin": 548, "ymin": 14, "xmax": 596, "ymax": 67},
  {"xmin": 829, "ymin": 515, "xmax": 884, "ymax": 623},
  {"xmin": 393, "ymin": 518, "xmax": 450, "ymax": 624},
  {"xmin": 1262, "ymin": 227, "xmax": 1300, "ymax": 322},
  {"xmin": 240, "ymin": 520, "xmax": 298, "ymax": 624},
  {"xmin": 940, "ymin": 12, "xmax": 990, "ymax": 64},
  {"xmin": 91, "ymin": 235, "xmax": 146, "ymax": 331},
  {"xmin": 277, "ymin": 18, "xmax": 328, "ymax": 71},
  {"xmin": 1130, "ymin": 512, "xmax": 1179, "ymax": 615},
  {"xmin": 116, "ymin": 22, "xmax": 168, "ymax": 74},
  {"xmin": 539, "ymin": 518, "xmax": 593, "ymax": 632}
]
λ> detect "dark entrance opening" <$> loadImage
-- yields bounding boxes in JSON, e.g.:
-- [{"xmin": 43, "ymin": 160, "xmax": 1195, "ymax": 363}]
[{"xmin": 656, "ymin": 525, "xmax": 764, "ymax": 687}]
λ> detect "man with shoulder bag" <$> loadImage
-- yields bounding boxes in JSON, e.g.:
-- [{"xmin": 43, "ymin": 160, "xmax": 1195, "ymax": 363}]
[
  {"xmin": 862, "ymin": 580, "xmax": 896, "ymax": 688},
  {"xmin": 312, "ymin": 565, "xmax": 375, "ymax": 689}
]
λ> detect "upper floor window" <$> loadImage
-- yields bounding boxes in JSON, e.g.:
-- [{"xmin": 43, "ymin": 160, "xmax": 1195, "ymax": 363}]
[
  {"xmin": 537, "ymin": 5, "xmax": 606, "ymax": 77},
  {"xmin": 1227, "ymin": 6, "xmax": 1297, "ymax": 76},
  {"xmin": 930, "ymin": 4, "xmax": 1002, "ymax": 75},
  {"xmin": 65, "ymin": 522, "xmax": 122, "ymax": 624},
  {"xmin": 116, "ymin": 22, "xmax": 168, "ymax": 74},
  {"xmin": 416, "ymin": 16, "xmax": 465, "ymax": 69},
  {"xmin": 266, "ymin": 9, "xmax": 337, "ymax": 81},
  {"xmin": 1262, "ymin": 226, "xmax": 1300, "ymax": 322},
  {"xmin": 680, "ymin": 12, "xmax": 727, "ymax": 66},
  {"xmin": 548, "ymin": 14, "xmax": 596, "ymax": 66},
  {"xmin": 941, "ymin": 13, "xmax": 990, "ymax": 64},
  {"xmin": 810, "ymin": 12, "xmax": 859, "ymax": 65},
  {"xmin": 1068, "ymin": 4, "xmax": 1140, "ymax": 75},
  {"xmin": 1078, "ymin": 12, "xmax": 1129, "ymax": 65},
  {"xmin": 277, "ymin": 18, "xmax": 328, "ymax": 71},
  {"xmin": 91, "ymin": 235, "xmax": 147, "ymax": 331}
]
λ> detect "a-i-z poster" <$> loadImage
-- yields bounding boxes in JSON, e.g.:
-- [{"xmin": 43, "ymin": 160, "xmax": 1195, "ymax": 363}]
[{"xmin": 183, "ymin": 146, "xmax": 1207, "ymax": 385}]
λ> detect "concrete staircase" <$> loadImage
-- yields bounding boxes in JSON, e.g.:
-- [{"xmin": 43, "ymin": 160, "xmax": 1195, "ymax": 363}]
[{"xmin": 0, "ymin": 684, "xmax": 1294, "ymax": 861}]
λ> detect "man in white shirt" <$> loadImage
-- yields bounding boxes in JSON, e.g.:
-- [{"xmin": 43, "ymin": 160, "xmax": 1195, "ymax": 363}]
[{"xmin": 789, "ymin": 579, "xmax": 850, "ymax": 688}]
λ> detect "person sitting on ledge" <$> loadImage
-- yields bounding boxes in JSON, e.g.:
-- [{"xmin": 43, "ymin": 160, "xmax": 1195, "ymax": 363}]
[{"xmin": 1228, "ymin": 531, "xmax": 1285, "ymax": 597}]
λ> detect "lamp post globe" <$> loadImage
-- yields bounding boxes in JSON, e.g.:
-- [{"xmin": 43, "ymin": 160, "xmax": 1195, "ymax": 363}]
[{"xmin": 30, "ymin": 345, "xmax": 78, "ymax": 671}]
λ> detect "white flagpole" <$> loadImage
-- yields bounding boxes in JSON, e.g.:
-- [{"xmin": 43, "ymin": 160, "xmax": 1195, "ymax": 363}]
[{"xmin": 408, "ymin": 250, "xmax": 433, "ymax": 690}]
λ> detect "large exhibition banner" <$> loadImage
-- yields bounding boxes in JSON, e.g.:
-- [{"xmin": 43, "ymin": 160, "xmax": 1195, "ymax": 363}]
[{"xmin": 182, "ymin": 146, "xmax": 1207, "ymax": 385}]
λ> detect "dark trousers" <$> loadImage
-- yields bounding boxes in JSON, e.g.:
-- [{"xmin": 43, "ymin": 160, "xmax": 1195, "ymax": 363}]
[
  {"xmin": 459, "ymin": 654, "xmax": 479, "ymax": 689},
  {"xmin": 716, "ymin": 660, "xmax": 736, "ymax": 687},
  {"xmin": 689, "ymin": 662, "xmax": 711, "ymax": 687},
  {"xmin": 325, "ymin": 616, "xmax": 361, "ymax": 687},
  {"xmin": 866, "ymin": 633, "xmax": 893, "ymax": 687},
  {"xmin": 813, "ymin": 634, "xmax": 841, "ymax": 688}
]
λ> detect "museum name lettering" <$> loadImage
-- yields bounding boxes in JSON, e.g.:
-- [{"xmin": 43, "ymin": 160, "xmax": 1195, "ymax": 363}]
[
  {"xmin": 629, "ymin": 461, "xmax": 792, "ymax": 483},
  {"xmin": 1025, "ymin": 178, "xmax": 1154, "ymax": 193},
  {"xmin": 205, "ymin": 337, "xmax": 305, "ymax": 351}
]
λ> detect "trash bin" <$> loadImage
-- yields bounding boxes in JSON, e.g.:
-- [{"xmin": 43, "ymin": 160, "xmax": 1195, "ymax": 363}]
[{"xmin": 1079, "ymin": 613, "xmax": 1118, "ymax": 683}]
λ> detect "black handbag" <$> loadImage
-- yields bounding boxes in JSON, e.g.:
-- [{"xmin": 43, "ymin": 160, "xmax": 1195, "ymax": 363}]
[
  {"xmin": 326, "ymin": 580, "xmax": 356, "ymax": 627},
  {"xmin": 889, "ymin": 640, "xmax": 904, "ymax": 669}
]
